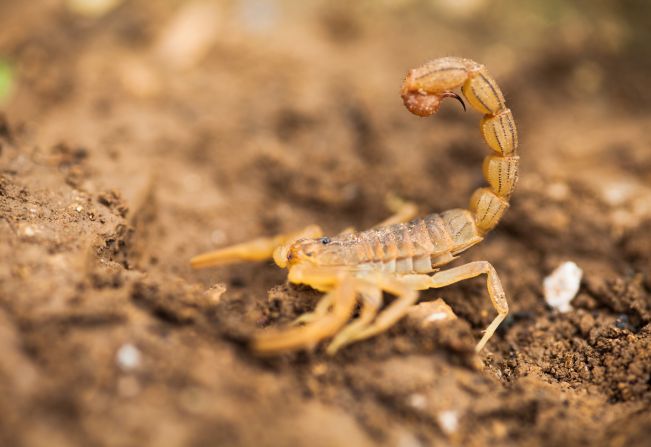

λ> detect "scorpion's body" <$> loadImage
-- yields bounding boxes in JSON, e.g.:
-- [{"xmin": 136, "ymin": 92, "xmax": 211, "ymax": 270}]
[
  {"xmin": 293, "ymin": 210, "xmax": 481, "ymax": 275},
  {"xmin": 192, "ymin": 57, "xmax": 519, "ymax": 355}
]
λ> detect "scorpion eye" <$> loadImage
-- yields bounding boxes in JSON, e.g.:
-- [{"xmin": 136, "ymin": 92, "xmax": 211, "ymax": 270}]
[{"xmin": 319, "ymin": 237, "xmax": 331, "ymax": 245}]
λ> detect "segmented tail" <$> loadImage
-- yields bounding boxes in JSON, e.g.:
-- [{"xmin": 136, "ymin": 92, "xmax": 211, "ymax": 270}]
[{"xmin": 401, "ymin": 57, "xmax": 519, "ymax": 235}]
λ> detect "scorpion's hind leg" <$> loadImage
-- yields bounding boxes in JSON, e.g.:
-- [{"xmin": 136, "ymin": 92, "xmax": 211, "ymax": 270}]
[
  {"xmin": 190, "ymin": 225, "xmax": 323, "ymax": 269},
  {"xmin": 251, "ymin": 275, "xmax": 358, "ymax": 354},
  {"xmin": 373, "ymin": 194, "xmax": 418, "ymax": 228},
  {"xmin": 402, "ymin": 261, "xmax": 509, "ymax": 352},
  {"xmin": 335, "ymin": 194, "xmax": 418, "ymax": 236}
]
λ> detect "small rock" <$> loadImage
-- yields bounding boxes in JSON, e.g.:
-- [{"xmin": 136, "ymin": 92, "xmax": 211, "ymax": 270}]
[
  {"xmin": 543, "ymin": 261, "xmax": 583, "ymax": 313},
  {"xmin": 22, "ymin": 225, "xmax": 35, "ymax": 237},
  {"xmin": 116, "ymin": 343, "xmax": 141, "ymax": 371},
  {"xmin": 406, "ymin": 393, "xmax": 427, "ymax": 410},
  {"xmin": 437, "ymin": 410, "xmax": 459, "ymax": 435}
]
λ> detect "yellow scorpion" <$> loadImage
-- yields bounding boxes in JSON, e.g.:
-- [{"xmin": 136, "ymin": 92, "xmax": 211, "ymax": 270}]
[{"xmin": 192, "ymin": 57, "xmax": 519, "ymax": 354}]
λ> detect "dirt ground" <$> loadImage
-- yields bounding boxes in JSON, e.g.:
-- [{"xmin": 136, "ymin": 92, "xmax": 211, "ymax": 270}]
[{"xmin": 1, "ymin": 1, "xmax": 650, "ymax": 446}]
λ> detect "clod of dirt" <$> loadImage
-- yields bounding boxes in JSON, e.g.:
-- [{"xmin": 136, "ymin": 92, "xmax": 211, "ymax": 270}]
[
  {"xmin": 406, "ymin": 298, "xmax": 458, "ymax": 328},
  {"xmin": 97, "ymin": 189, "xmax": 129, "ymax": 217}
]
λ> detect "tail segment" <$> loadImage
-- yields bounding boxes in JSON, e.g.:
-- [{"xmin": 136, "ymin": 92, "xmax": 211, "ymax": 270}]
[{"xmin": 401, "ymin": 57, "xmax": 519, "ymax": 235}]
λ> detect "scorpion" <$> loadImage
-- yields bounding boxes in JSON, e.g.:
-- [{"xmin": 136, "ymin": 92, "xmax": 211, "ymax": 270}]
[{"xmin": 191, "ymin": 57, "xmax": 519, "ymax": 355}]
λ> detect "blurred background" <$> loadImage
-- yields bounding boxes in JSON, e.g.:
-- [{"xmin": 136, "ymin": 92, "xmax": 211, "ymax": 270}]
[
  {"xmin": 2, "ymin": 0, "xmax": 650, "ymax": 243},
  {"xmin": 2, "ymin": 0, "xmax": 651, "ymax": 125},
  {"xmin": 1, "ymin": 0, "xmax": 650, "ymax": 109}
]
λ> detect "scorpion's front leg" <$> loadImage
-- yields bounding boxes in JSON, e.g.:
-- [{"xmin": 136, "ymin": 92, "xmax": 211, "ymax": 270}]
[
  {"xmin": 325, "ymin": 286, "xmax": 382, "ymax": 355},
  {"xmin": 327, "ymin": 274, "xmax": 418, "ymax": 354},
  {"xmin": 190, "ymin": 225, "xmax": 323, "ymax": 269},
  {"xmin": 190, "ymin": 196, "xmax": 416, "ymax": 269},
  {"xmin": 402, "ymin": 261, "xmax": 509, "ymax": 352},
  {"xmin": 252, "ymin": 274, "xmax": 357, "ymax": 354},
  {"xmin": 287, "ymin": 265, "xmax": 352, "ymax": 325}
]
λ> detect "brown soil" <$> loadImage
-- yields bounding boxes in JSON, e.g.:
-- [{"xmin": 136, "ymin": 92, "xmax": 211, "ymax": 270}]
[{"xmin": 1, "ymin": 1, "xmax": 650, "ymax": 446}]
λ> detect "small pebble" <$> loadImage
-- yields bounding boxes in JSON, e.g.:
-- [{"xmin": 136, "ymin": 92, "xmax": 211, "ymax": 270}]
[
  {"xmin": 437, "ymin": 410, "xmax": 459, "ymax": 435},
  {"xmin": 543, "ymin": 261, "xmax": 583, "ymax": 313},
  {"xmin": 407, "ymin": 393, "xmax": 427, "ymax": 410},
  {"xmin": 116, "ymin": 343, "xmax": 141, "ymax": 371}
]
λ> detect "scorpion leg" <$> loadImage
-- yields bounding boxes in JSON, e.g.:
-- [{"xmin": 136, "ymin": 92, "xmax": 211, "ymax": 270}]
[
  {"xmin": 402, "ymin": 261, "xmax": 509, "ymax": 352},
  {"xmin": 373, "ymin": 194, "xmax": 418, "ymax": 228},
  {"xmin": 326, "ymin": 286, "xmax": 382, "ymax": 355},
  {"xmin": 191, "ymin": 195, "xmax": 415, "ymax": 269},
  {"xmin": 336, "ymin": 195, "xmax": 417, "ymax": 236},
  {"xmin": 336, "ymin": 226, "xmax": 356, "ymax": 236},
  {"xmin": 326, "ymin": 274, "xmax": 418, "ymax": 353},
  {"xmin": 290, "ymin": 292, "xmax": 335, "ymax": 326},
  {"xmin": 190, "ymin": 225, "xmax": 323, "ymax": 268},
  {"xmin": 252, "ymin": 275, "xmax": 357, "ymax": 354},
  {"xmin": 286, "ymin": 264, "xmax": 351, "ymax": 325}
]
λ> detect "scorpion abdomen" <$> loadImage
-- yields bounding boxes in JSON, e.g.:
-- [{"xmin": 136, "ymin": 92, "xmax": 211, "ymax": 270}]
[{"xmin": 345, "ymin": 209, "xmax": 482, "ymax": 274}]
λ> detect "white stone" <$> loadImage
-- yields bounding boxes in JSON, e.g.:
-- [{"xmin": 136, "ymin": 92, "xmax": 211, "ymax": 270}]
[
  {"xmin": 116, "ymin": 343, "xmax": 141, "ymax": 371},
  {"xmin": 424, "ymin": 311, "xmax": 452, "ymax": 323},
  {"xmin": 407, "ymin": 393, "xmax": 427, "ymax": 410},
  {"xmin": 437, "ymin": 410, "xmax": 459, "ymax": 434},
  {"xmin": 543, "ymin": 261, "xmax": 583, "ymax": 313}
]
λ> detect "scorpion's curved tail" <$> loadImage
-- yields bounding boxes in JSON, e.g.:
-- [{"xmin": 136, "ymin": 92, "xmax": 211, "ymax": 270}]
[{"xmin": 401, "ymin": 57, "xmax": 519, "ymax": 235}]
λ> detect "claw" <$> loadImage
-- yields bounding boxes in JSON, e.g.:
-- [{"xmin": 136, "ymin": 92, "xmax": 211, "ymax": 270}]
[{"xmin": 441, "ymin": 92, "xmax": 466, "ymax": 112}]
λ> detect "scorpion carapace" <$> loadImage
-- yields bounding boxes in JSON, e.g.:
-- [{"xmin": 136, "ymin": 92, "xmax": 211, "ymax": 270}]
[{"xmin": 191, "ymin": 57, "xmax": 519, "ymax": 355}]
